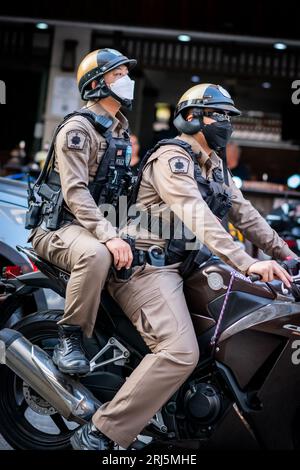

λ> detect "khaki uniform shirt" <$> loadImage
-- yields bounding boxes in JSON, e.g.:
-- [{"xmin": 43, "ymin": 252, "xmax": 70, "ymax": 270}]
[
  {"xmin": 125, "ymin": 134, "xmax": 294, "ymax": 274},
  {"xmin": 31, "ymin": 101, "xmax": 128, "ymax": 243}
]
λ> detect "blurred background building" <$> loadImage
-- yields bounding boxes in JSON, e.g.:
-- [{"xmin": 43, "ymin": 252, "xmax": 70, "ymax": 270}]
[{"xmin": 1, "ymin": 1, "xmax": 300, "ymax": 188}]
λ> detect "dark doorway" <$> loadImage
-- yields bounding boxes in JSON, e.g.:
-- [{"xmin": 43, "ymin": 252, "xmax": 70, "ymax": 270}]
[
  {"xmin": 0, "ymin": 69, "xmax": 44, "ymax": 156},
  {"xmin": 0, "ymin": 22, "xmax": 53, "ymax": 168}
]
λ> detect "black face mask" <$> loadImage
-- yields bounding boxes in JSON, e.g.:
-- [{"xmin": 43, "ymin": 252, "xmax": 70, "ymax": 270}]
[{"xmin": 202, "ymin": 121, "xmax": 233, "ymax": 151}]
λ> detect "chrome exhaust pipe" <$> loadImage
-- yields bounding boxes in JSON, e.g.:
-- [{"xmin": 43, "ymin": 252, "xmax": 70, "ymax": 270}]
[{"xmin": 0, "ymin": 328, "xmax": 100, "ymax": 424}]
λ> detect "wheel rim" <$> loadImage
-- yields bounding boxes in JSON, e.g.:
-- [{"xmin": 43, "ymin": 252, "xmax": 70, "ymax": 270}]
[{"xmin": 0, "ymin": 320, "xmax": 79, "ymax": 449}]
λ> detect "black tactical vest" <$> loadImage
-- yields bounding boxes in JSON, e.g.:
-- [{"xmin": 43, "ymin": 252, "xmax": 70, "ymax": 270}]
[
  {"xmin": 25, "ymin": 110, "xmax": 134, "ymax": 231},
  {"xmin": 129, "ymin": 138, "xmax": 233, "ymax": 272}
]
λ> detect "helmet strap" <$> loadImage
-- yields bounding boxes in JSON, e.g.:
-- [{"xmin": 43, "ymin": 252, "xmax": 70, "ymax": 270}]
[
  {"xmin": 83, "ymin": 77, "xmax": 133, "ymax": 109},
  {"xmin": 173, "ymin": 112, "xmax": 204, "ymax": 135},
  {"xmin": 82, "ymin": 77, "xmax": 110, "ymax": 101},
  {"xmin": 109, "ymin": 89, "xmax": 133, "ymax": 109}
]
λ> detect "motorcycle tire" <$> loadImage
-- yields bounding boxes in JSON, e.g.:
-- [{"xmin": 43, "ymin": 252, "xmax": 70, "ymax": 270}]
[{"xmin": 0, "ymin": 310, "xmax": 79, "ymax": 450}]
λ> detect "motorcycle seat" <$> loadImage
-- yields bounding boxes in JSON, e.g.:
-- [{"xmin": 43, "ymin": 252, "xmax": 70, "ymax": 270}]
[{"xmin": 17, "ymin": 246, "xmax": 71, "ymax": 276}]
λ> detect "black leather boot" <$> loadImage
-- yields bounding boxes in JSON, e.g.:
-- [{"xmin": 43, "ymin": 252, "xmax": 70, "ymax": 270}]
[
  {"xmin": 70, "ymin": 420, "xmax": 114, "ymax": 450},
  {"xmin": 52, "ymin": 325, "xmax": 90, "ymax": 375}
]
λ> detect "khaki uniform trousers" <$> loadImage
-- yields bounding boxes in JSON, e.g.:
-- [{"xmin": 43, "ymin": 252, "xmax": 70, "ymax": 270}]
[
  {"xmin": 30, "ymin": 223, "xmax": 112, "ymax": 337},
  {"xmin": 93, "ymin": 263, "xmax": 200, "ymax": 448}
]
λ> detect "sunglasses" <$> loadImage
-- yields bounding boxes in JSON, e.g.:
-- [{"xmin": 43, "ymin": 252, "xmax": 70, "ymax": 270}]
[{"xmin": 202, "ymin": 111, "xmax": 231, "ymax": 122}]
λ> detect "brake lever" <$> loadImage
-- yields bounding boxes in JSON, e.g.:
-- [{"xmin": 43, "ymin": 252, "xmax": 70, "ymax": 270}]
[
  {"xmin": 249, "ymin": 274, "xmax": 282, "ymax": 298},
  {"xmin": 280, "ymin": 275, "xmax": 300, "ymax": 297}
]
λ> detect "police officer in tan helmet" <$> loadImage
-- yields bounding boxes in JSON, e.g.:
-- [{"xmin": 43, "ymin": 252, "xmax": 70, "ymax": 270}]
[
  {"xmin": 27, "ymin": 48, "xmax": 136, "ymax": 375},
  {"xmin": 70, "ymin": 82, "xmax": 297, "ymax": 450}
]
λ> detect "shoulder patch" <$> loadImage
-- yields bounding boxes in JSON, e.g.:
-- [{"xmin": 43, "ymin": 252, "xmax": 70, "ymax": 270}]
[
  {"xmin": 66, "ymin": 130, "xmax": 87, "ymax": 150},
  {"xmin": 168, "ymin": 156, "xmax": 190, "ymax": 174}
]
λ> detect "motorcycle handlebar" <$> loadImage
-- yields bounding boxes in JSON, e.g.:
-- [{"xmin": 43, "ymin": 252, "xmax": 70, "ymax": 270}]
[
  {"xmin": 249, "ymin": 263, "xmax": 300, "ymax": 285},
  {"xmin": 246, "ymin": 270, "xmax": 300, "ymax": 301},
  {"xmin": 249, "ymin": 274, "xmax": 262, "ymax": 282}
]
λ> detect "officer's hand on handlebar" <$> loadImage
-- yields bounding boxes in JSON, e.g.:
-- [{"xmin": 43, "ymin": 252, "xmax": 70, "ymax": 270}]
[
  {"xmin": 247, "ymin": 260, "xmax": 292, "ymax": 288},
  {"xmin": 105, "ymin": 238, "xmax": 133, "ymax": 270}
]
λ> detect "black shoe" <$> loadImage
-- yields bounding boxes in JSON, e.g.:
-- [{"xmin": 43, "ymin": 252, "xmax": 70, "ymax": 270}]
[
  {"xmin": 70, "ymin": 420, "xmax": 114, "ymax": 450},
  {"xmin": 52, "ymin": 325, "xmax": 90, "ymax": 375}
]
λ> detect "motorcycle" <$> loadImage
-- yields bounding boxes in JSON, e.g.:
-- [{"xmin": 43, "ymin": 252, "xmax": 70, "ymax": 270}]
[
  {"xmin": 266, "ymin": 203, "xmax": 300, "ymax": 256},
  {"xmin": 1, "ymin": 245, "xmax": 300, "ymax": 450}
]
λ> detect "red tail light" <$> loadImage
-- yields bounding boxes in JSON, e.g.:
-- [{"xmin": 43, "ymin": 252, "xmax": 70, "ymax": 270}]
[
  {"xmin": 2, "ymin": 265, "xmax": 23, "ymax": 279},
  {"xmin": 29, "ymin": 260, "xmax": 39, "ymax": 272}
]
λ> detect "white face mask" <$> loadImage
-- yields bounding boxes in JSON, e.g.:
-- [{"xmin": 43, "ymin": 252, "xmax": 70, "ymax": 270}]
[{"xmin": 110, "ymin": 74, "xmax": 135, "ymax": 101}]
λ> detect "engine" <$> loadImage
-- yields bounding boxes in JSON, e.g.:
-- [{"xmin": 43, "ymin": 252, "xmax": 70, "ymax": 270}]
[{"xmin": 184, "ymin": 381, "xmax": 222, "ymax": 425}]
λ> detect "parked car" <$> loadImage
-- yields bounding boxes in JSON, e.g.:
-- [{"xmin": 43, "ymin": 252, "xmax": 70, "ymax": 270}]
[{"xmin": 0, "ymin": 177, "xmax": 64, "ymax": 326}]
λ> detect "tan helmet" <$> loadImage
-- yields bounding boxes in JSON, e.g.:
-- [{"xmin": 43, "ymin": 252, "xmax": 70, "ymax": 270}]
[
  {"xmin": 77, "ymin": 48, "xmax": 137, "ymax": 104},
  {"xmin": 175, "ymin": 83, "xmax": 240, "ymax": 117},
  {"xmin": 173, "ymin": 83, "xmax": 240, "ymax": 135}
]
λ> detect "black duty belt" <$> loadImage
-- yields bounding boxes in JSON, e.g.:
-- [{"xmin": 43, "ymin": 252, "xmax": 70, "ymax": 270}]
[
  {"xmin": 136, "ymin": 245, "xmax": 166, "ymax": 267},
  {"xmin": 132, "ymin": 249, "xmax": 147, "ymax": 267},
  {"xmin": 114, "ymin": 244, "xmax": 184, "ymax": 280},
  {"xmin": 114, "ymin": 247, "xmax": 160, "ymax": 281},
  {"xmin": 131, "ymin": 245, "xmax": 183, "ymax": 268}
]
